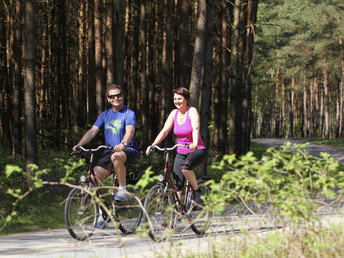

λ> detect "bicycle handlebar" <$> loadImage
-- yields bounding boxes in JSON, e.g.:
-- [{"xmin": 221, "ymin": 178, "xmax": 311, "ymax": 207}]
[
  {"xmin": 73, "ymin": 144, "xmax": 113, "ymax": 154},
  {"xmin": 148, "ymin": 143, "xmax": 189, "ymax": 156}
]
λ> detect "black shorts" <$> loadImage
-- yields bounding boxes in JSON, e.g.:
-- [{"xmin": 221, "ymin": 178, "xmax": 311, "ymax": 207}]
[
  {"xmin": 173, "ymin": 149, "xmax": 206, "ymax": 190},
  {"xmin": 95, "ymin": 148, "xmax": 136, "ymax": 170}
]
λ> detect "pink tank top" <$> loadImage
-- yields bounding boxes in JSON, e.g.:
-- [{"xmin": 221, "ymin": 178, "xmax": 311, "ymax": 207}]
[{"xmin": 173, "ymin": 108, "xmax": 206, "ymax": 153}]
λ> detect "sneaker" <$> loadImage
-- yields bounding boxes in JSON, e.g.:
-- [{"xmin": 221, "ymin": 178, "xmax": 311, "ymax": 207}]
[
  {"xmin": 96, "ymin": 220, "xmax": 107, "ymax": 228},
  {"xmin": 114, "ymin": 189, "xmax": 129, "ymax": 202}
]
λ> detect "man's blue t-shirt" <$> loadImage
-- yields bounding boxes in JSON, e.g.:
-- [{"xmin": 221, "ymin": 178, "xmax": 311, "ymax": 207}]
[{"xmin": 94, "ymin": 106, "xmax": 139, "ymax": 158}]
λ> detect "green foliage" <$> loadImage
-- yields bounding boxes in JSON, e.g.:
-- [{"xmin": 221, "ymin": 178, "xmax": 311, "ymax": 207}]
[{"xmin": 207, "ymin": 142, "xmax": 344, "ymax": 226}]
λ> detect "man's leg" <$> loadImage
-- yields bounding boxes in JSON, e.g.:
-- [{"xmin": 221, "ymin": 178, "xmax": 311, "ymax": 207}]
[
  {"xmin": 93, "ymin": 166, "xmax": 112, "ymax": 183},
  {"xmin": 93, "ymin": 166, "xmax": 112, "ymax": 228},
  {"xmin": 111, "ymin": 151, "xmax": 127, "ymax": 186}
]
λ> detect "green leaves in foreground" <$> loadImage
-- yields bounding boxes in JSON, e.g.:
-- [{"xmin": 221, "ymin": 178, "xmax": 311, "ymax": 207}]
[{"xmin": 207, "ymin": 143, "xmax": 344, "ymax": 226}]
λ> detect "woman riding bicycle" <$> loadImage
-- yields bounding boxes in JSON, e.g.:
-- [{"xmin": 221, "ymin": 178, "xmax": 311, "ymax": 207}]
[{"xmin": 146, "ymin": 87, "xmax": 206, "ymax": 205}]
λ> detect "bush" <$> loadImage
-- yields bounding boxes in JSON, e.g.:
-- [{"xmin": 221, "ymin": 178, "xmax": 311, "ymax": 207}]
[{"xmin": 207, "ymin": 142, "xmax": 344, "ymax": 228}]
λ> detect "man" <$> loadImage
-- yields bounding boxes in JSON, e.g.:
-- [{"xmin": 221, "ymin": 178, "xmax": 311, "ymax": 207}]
[{"xmin": 73, "ymin": 84, "xmax": 139, "ymax": 203}]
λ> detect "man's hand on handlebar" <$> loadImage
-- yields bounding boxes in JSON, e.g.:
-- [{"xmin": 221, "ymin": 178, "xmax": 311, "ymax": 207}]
[
  {"xmin": 113, "ymin": 143, "xmax": 125, "ymax": 152},
  {"xmin": 72, "ymin": 145, "xmax": 82, "ymax": 154}
]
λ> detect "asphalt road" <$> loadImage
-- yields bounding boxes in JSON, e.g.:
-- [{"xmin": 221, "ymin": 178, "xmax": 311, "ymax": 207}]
[
  {"xmin": 0, "ymin": 213, "xmax": 271, "ymax": 258},
  {"xmin": 252, "ymin": 138, "xmax": 344, "ymax": 163},
  {"xmin": 1, "ymin": 138, "xmax": 343, "ymax": 257}
]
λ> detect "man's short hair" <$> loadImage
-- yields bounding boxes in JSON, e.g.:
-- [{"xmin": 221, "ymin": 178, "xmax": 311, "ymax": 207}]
[{"xmin": 106, "ymin": 84, "xmax": 123, "ymax": 96}]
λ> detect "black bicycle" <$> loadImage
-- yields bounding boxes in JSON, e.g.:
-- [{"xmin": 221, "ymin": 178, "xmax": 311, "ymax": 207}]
[
  {"xmin": 143, "ymin": 144, "xmax": 212, "ymax": 242},
  {"xmin": 64, "ymin": 145, "xmax": 143, "ymax": 240}
]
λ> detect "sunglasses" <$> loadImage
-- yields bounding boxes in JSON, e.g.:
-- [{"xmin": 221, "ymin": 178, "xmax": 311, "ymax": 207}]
[{"xmin": 108, "ymin": 93, "xmax": 122, "ymax": 99}]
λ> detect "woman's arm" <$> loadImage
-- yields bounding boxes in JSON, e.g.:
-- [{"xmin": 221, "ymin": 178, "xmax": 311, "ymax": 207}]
[{"xmin": 146, "ymin": 110, "xmax": 176, "ymax": 154}]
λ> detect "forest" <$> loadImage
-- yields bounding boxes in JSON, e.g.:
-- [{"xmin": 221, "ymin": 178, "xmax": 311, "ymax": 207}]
[{"xmin": 0, "ymin": 0, "xmax": 343, "ymax": 174}]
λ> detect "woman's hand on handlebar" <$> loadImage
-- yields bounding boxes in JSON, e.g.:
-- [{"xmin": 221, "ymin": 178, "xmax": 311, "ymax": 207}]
[
  {"xmin": 146, "ymin": 145, "xmax": 153, "ymax": 156},
  {"xmin": 188, "ymin": 143, "xmax": 197, "ymax": 150}
]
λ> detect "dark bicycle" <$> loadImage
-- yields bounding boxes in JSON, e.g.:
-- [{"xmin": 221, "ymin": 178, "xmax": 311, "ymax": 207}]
[
  {"xmin": 143, "ymin": 144, "xmax": 212, "ymax": 242},
  {"xmin": 64, "ymin": 145, "xmax": 143, "ymax": 240}
]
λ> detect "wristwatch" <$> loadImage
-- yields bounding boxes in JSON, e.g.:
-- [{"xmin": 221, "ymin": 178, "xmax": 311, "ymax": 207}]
[{"xmin": 121, "ymin": 142, "xmax": 128, "ymax": 148}]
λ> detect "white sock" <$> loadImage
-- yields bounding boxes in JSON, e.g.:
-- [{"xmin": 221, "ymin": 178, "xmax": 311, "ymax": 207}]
[
  {"xmin": 98, "ymin": 209, "xmax": 104, "ymax": 221},
  {"xmin": 119, "ymin": 185, "xmax": 127, "ymax": 191}
]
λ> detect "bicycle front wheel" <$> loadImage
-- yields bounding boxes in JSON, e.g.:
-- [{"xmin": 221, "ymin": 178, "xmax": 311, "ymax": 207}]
[
  {"xmin": 187, "ymin": 180, "xmax": 212, "ymax": 235},
  {"xmin": 64, "ymin": 186, "xmax": 98, "ymax": 240},
  {"xmin": 143, "ymin": 184, "xmax": 175, "ymax": 242},
  {"xmin": 114, "ymin": 187, "xmax": 143, "ymax": 234}
]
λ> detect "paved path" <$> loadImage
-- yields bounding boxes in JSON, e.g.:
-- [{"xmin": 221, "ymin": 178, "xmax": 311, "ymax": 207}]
[
  {"xmin": 252, "ymin": 138, "xmax": 344, "ymax": 163},
  {"xmin": 0, "ymin": 214, "xmax": 263, "ymax": 258}
]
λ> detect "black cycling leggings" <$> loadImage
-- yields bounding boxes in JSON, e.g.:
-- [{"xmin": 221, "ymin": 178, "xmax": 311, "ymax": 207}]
[{"xmin": 173, "ymin": 149, "xmax": 206, "ymax": 191}]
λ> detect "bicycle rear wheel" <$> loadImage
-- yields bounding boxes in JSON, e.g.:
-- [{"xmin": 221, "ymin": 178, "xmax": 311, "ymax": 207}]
[
  {"xmin": 64, "ymin": 186, "xmax": 98, "ymax": 240},
  {"xmin": 114, "ymin": 186, "xmax": 143, "ymax": 234},
  {"xmin": 143, "ymin": 184, "xmax": 175, "ymax": 242},
  {"xmin": 187, "ymin": 180, "xmax": 212, "ymax": 235}
]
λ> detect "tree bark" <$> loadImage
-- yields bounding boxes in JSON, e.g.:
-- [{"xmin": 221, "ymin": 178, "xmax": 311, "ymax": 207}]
[
  {"xmin": 13, "ymin": 0, "xmax": 23, "ymax": 154},
  {"xmin": 105, "ymin": 0, "xmax": 114, "ymax": 85},
  {"xmin": 94, "ymin": 0, "xmax": 103, "ymax": 115},
  {"xmin": 178, "ymin": 0, "xmax": 191, "ymax": 88},
  {"xmin": 229, "ymin": 0, "xmax": 243, "ymax": 155},
  {"xmin": 200, "ymin": 0, "xmax": 214, "ymax": 176},
  {"xmin": 24, "ymin": 0, "xmax": 38, "ymax": 179},
  {"xmin": 189, "ymin": 0, "xmax": 207, "ymax": 109},
  {"xmin": 139, "ymin": 0, "xmax": 149, "ymax": 145},
  {"xmin": 88, "ymin": 0, "xmax": 96, "ymax": 123}
]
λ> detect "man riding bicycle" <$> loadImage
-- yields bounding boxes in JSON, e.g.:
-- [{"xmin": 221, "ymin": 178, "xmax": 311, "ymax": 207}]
[{"xmin": 73, "ymin": 84, "xmax": 139, "ymax": 226}]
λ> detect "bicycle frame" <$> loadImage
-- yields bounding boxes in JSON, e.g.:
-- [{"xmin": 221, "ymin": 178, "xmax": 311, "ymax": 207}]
[
  {"xmin": 75, "ymin": 145, "xmax": 117, "ymax": 201},
  {"xmin": 152, "ymin": 144, "xmax": 191, "ymax": 213}
]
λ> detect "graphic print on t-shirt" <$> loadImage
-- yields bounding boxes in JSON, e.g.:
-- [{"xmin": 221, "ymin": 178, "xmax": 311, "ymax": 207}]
[{"xmin": 105, "ymin": 119, "xmax": 122, "ymax": 135}]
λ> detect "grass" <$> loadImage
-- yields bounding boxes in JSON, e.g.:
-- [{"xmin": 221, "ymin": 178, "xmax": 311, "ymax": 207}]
[{"xmin": 0, "ymin": 196, "xmax": 65, "ymax": 236}]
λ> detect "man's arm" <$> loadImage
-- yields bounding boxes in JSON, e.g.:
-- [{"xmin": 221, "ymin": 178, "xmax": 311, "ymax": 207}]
[
  {"xmin": 113, "ymin": 125, "xmax": 135, "ymax": 152},
  {"xmin": 73, "ymin": 125, "xmax": 100, "ymax": 151}
]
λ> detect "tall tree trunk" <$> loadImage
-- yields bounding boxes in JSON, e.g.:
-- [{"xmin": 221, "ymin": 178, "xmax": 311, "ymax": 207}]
[
  {"xmin": 13, "ymin": 0, "xmax": 23, "ymax": 155},
  {"xmin": 130, "ymin": 2, "xmax": 139, "ymax": 111},
  {"xmin": 275, "ymin": 68, "xmax": 281, "ymax": 137},
  {"xmin": 178, "ymin": 0, "xmax": 191, "ymax": 88},
  {"xmin": 105, "ymin": 0, "xmax": 114, "ymax": 84},
  {"xmin": 139, "ymin": 0, "xmax": 149, "ymax": 145},
  {"xmin": 288, "ymin": 78, "xmax": 295, "ymax": 138},
  {"xmin": 88, "ymin": 0, "xmax": 96, "ymax": 123},
  {"xmin": 323, "ymin": 64, "xmax": 330, "ymax": 138},
  {"xmin": 161, "ymin": 0, "xmax": 173, "ymax": 146},
  {"xmin": 303, "ymin": 74, "xmax": 308, "ymax": 137},
  {"xmin": 229, "ymin": 0, "xmax": 243, "ymax": 155},
  {"xmin": 200, "ymin": 0, "xmax": 214, "ymax": 176},
  {"xmin": 189, "ymin": 0, "xmax": 206, "ymax": 109},
  {"xmin": 0, "ymin": 3, "xmax": 9, "ymax": 144},
  {"xmin": 339, "ymin": 39, "xmax": 344, "ymax": 137},
  {"xmin": 113, "ymin": 0, "xmax": 124, "ymax": 85},
  {"xmin": 77, "ymin": 1, "xmax": 87, "ymax": 128},
  {"xmin": 241, "ymin": 0, "xmax": 258, "ymax": 153},
  {"xmin": 94, "ymin": 0, "xmax": 103, "ymax": 115},
  {"xmin": 24, "ymin": 0, "xmax": 38, "ymax": 179}
]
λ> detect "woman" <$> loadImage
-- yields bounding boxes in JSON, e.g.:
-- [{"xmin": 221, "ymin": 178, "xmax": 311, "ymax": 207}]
[{"xmin": 146, "ymin": 87, "xmax": 206, "ymax": 206}]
